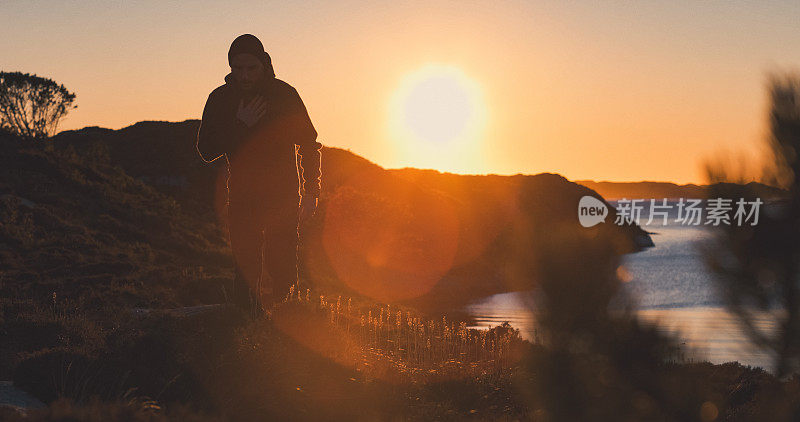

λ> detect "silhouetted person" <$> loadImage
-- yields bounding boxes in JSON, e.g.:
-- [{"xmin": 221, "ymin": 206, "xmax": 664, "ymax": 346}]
[{"xmin": 196, "ymin": 34, "xmax": 322, "ymax": 314}]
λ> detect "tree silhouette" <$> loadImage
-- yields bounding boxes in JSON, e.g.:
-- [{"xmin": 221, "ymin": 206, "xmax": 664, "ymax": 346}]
[{"xmin": 0, "ymin": 71, "xmax": 76, "ymax": 140}]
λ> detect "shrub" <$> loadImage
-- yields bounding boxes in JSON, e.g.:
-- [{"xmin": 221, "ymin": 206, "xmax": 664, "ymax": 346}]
[{"xmin": 0, "ymin": 71, "xmax": 76, "ymax": 140}]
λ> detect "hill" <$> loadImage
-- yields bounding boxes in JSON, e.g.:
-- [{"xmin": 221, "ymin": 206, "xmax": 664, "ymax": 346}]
[
  {"xmin": 0, "ymin": 130, "xmax": 232, "ymax": 310},
  {"xmin": 574, "ymin": 180, "xmax": 787, "ymax": 201},
  {"xmin": 3, "ymin": 126, "xmax": 798, "ymax": 420},
  {"xmin": 51, "ymin": 120, "xmax": 652, "ymax": 311}
]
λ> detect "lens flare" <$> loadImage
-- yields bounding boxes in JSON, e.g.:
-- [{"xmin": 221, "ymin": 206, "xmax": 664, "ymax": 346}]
[{"xmin": 321, "ymin": 174, "xmax": 460, "ymax": 302}]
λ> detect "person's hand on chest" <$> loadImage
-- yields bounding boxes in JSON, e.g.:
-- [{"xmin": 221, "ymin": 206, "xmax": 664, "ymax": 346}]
[{"xmin": 236, "ymin": 95, "xmax": 267, "ymax": 128}]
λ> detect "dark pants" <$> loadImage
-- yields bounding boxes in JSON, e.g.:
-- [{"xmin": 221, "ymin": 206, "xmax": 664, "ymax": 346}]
[{"xmin": 227, "ymin": 184, "xmax": 300, "ymax": 312}]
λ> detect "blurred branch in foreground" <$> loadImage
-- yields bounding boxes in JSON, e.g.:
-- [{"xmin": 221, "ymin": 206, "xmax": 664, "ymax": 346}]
[
  {"xmin": 517, "ymin": 207, "xmax": 693, "ymax": 420},
  {"xmin": 704, "ymin": 73, "xmax": 800, "ymax": 379}
]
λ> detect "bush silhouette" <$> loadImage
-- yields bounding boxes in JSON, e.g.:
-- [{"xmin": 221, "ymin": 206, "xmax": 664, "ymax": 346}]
[{"xmin": 0, "ymin": 71, "xmax": 76, "ymax": 140}]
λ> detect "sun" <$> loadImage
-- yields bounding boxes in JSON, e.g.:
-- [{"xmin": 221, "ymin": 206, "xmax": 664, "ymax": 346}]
[{"xmin": 388, "ymin": 64, "xmax": 487, "ymax": 173}]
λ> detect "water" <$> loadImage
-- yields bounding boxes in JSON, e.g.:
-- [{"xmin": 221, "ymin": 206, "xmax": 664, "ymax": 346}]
[
  {"xmin": 623, "ymin": 225, "xmax": 720, "ymax": 308},
  {"xmin": 466, "ymin": 203, "xmax": 780, "ymax": 370}
]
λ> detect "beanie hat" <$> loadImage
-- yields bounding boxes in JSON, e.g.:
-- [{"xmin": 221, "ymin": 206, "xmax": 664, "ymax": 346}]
[{"xmin": 228, "ymin": 34, "xmax": 275, "ymax": 78}]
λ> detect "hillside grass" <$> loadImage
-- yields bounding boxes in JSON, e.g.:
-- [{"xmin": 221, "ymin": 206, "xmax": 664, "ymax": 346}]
[{"xmin": 2, "ymin": 130, "xmax": 799, "ymax": 420}]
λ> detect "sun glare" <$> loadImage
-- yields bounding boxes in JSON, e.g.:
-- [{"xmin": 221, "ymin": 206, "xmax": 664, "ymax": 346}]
[{"xmin": 388, "ymin": 64, "xmax": 487, "ymax": 173}]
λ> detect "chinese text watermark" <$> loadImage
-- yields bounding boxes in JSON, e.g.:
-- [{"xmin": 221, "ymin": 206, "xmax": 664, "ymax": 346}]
[{"xmin": 578, "ymin": 196, "xmax": 763, "ymax": 228}]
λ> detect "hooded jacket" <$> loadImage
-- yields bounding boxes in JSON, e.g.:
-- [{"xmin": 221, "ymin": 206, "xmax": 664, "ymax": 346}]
[{"xmin": 196, "ymin": 72, "xmax": 322, "ymax": 201}]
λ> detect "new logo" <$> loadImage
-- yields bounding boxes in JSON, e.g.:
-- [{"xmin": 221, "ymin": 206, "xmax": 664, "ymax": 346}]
[{"xmin": 578, "ymin": 196, "xmax": 608, "ymax": 227}]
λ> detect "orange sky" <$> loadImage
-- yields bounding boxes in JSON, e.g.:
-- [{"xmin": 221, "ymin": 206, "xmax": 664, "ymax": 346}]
[{"xmin": 3, "ymin": 1, "xmax": 799, "ymax": 184}]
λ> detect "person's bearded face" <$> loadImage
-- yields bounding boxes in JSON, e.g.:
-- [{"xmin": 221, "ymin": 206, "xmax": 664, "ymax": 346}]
[{"xmin": 230, "ymin": 53, "xmax": 266, "ymax": 92}]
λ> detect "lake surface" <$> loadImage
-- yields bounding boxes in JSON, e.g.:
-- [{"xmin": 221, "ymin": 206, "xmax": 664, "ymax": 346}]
[{"xmin": 466, "ymin": 204, "xmax": 780, "ymax": 371}]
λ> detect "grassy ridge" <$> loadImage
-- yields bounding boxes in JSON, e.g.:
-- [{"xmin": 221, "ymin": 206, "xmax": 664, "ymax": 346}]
[
  {"xmin": 0, "ymin": 130, "xmax": 234, "ymax": 382},
  {"xmin": 0, "ymin": 129, "xmax": 530, "ymax": 419},
  {"xmin": 2, "ymin": 128, "xmax": 798, "ymax": 420}
]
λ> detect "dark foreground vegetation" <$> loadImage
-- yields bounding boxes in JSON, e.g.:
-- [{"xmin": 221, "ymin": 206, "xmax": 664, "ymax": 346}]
[{"xmin": 3, "ymin": 290, "xmax": 799, "ymax": 421}]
